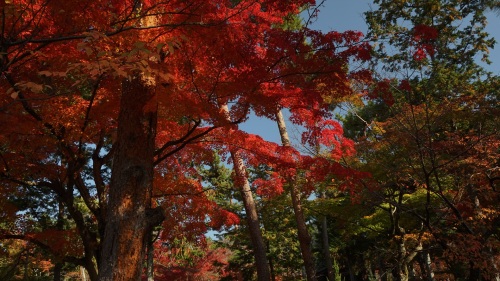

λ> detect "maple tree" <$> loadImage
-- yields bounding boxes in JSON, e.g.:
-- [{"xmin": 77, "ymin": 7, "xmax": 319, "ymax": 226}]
[{"xmin": 0, "ymin": 0, "xmax": 371, "ymax": 280}]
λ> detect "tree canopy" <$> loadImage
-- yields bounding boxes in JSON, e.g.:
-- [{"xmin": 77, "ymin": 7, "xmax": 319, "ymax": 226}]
[{"xmin": 0, "ymin": 0, "xmax": 498, "ymax": 280}]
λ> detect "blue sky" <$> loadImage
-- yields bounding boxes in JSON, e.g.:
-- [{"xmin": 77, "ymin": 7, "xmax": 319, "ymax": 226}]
[
  {"xmin": 309, "ymin": 0, "xmax": 372, "ymax": 33},
  {"xmin": 309, "ymin": 0, "xmax": 500, "ymax": 73},
  {"xmin": 240, "ymin": 0, "xmax": 500, "ymax": 144}
]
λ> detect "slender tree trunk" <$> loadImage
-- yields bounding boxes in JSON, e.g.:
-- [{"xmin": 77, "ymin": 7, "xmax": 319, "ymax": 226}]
[
  {"xmin": 468, "ymin": 261, "xmax": 482, "ymax": 281},
  {"xmin": 84, "ymin": 255, "xmax": 98, "ymax": 281},
  {"xmin": 394, "ymin": 188, "xmax": 411, "ymax": 281},
  {"xmin": 320, "ymin": 193, "xmax": 335, "ymax": 281},
  {"xmin": 409, "ymin": 265, "xmax": 417, "ymax": 280},
  {"xmin": 292, "ymin": 186, "xmax": 317, "ymax": 281},
  {"xmin": 53, "ymin": 263, "xmax": 62, "ymax": 281},
  {"xmin": 80, "ymin": 266, "xmax": 89, "ymax": 281},
  {"xmin": 98, "ymin": 77, "xmax": 162, "ymax": 280},
  {"xmin": 365, "ymin": 258, "xmax": 376, "ymax": 281},
  {"xmin": 492, "ymin": 249, "xmax": 500, "ymax": 281},
  {"xmin": 146, "ymin": 230, "xmax": 155, "ymax": 281},
  {"xmin": 231, "ymin": 150, "xmax": 271, "ymax": 281},
  {"xmin": 275, "ymin": 110, "xmax": 317, "ymax": 281},
  {"xmin": 347, "ymin": 256, "xmax": 355, "ymax": 281},
  {"xmin": 222, "ymin": 104, "xmax": 271, "ymax": 281},
  {"xmin": 54, "ymin": 202, "xmax": 64, "ymax": 281},
  {"xmin": 396, "ymin": 237, "xmax": 409, "ymax": 281},
  {"xmin": 423, "ymin": 250, "xmax": 435, "ymax": 281}
]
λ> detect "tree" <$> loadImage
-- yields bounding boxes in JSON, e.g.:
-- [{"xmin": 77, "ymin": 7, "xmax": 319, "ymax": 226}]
[
  {"xmin": 275, "ymin": 109, "xmax": 317, "ymax": 281},
  {"xmin": 204, "ymin": 158, "xmax": 316, "ymax": 281},
  {"xmin": 339, "ymin": 0, "xmax": 500, "ymax": 279},
  {"xmin": 0, "ymin": 0, "xmax": 371, "ymax": 280},
  {"xmin": 221, "ymin": 103, "xmax": 271, "ymax": 281}
]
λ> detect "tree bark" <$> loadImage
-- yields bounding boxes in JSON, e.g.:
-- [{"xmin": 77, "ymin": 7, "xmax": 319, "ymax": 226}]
[
  {"xmin": 423, "ymin": 250, "xmax": 435, "ymax": 281},
  {"xmin": 54, "ymin": 202, "xmax": 64, "ymax": 281},
  {"xmin": 221, "ymin": 104, "xmax": 271, "ymax": 281},
  {"xmin": 275, "ymin": 110, "xmax": 317, "ymax": 281},
  {"xmin": 146, "ymin": 231, "xmax": 155, "ymax": 281},
  {"xmin": 80, "ymin": 266, "xmax": 89, "ymax": 281},
  {"xmin": 468, "ymin": 261, "xmax": 481, "ymax": 281},
  {"xmin": 231, "ymin": 149, "xmax": 271, "ymax": 281},
  {"xmin": 53, "ymin": 262, "xmax": 62, "ymax": 281},
  {"xmin": 321, "ymin": 209, "xmax": 335, "ymax": 281},
  {"xmin": 396, "ymin": 237, "xmax": 409, "ymax": 281},
  {"xmin": 347, "ymin": 256, "xmax": 355, "ymax": 281},
  {"xmin": 98, "ymin": 76, "xmax": 159, "ymax": 280}
]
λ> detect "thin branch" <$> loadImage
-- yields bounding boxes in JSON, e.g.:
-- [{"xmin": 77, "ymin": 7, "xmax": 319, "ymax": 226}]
[
  {"xmin": 154, "ymin": 125, "xmax": 218, "ymax": 165},
  {"xmin": 81, "ymin": 76, "xmax": 103, "ymax": 133},
  {"xmin": 154, "ymin": 119, "xmax": 201, "ymax": 156},
  {"xmin": 0, "ymin": 233, "xmax": 86, "ymax": 266},
  {"xmin": 153, "ymin": 186, "xmax": 214, "ymax": 199}
]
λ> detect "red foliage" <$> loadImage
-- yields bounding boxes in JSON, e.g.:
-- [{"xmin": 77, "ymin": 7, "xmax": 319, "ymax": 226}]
[
  {"xmin": 152, "ymin": 239, "xmax": 232, "ymax": 281},
  {"xmin": 209, "ymin": 209, "xmax": 241, "ymax": 229},
  {"xmin": 0, "ymin": 0, "xmax": 372, "ymax": 273},
  {"xmin": 368, "ymin": 79, "xmax": 395, "ymax": 106},
  {"xmin": 254, "ymin": 171, "xmax": 285, "ymax": 198},
  {"xmin": 398, "ymin": 79, "xmax": 412, "ymax": 92},
  {"xmin": 413, "ymin": 24, "xmax": 439, "ymax": 41},
  {"xmin": 412, "ymin": 24, "xmax": 438, "ymax": 61}
]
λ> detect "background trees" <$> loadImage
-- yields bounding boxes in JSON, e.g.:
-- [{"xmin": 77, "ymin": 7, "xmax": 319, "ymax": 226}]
[{"xmin": 337, "ymin": 0, "xmax": 500, "ymax": 279}]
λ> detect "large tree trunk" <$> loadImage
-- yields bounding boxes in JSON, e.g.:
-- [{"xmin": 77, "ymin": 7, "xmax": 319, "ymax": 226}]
[
  {"xmin": 222, "ymin": 104, "xmax": 271, "ymax": 281},
  {"xmin": 275, "ymin": 110, "xmax": 317, "ymax": 281},
  {"xmin": 98, "ymin": 77, "xmax": 160, "ymax": 280}
]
